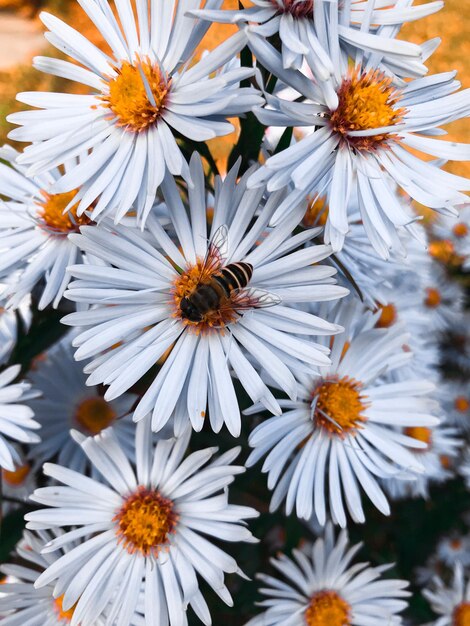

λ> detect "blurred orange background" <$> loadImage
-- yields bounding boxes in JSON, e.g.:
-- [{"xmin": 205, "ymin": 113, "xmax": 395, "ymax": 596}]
[{"xmin": 0, "ymin": 0, "xmax": 468, "ymax": 177}]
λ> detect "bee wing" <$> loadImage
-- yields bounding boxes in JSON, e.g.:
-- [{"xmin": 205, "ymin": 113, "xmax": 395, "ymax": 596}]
[
  {"xmin": 231, "ymin": 287, "xmax": 282, "ymax": 311},
  {"xmin": 202, "ymin": 224, "xmax": 229, "ymax": 275}
]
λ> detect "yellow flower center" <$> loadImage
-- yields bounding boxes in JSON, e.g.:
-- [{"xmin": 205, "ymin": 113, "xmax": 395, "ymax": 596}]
[
  {"xmin": 305, "ymin": 590, "xmax": 351, "ymax": 626},
  {"xmin": 37, "ymin": 190, "xmax": 91, "ymax": 234},
  {"xmin": 274, "ymin": 0, "xmax": 314, "ymax": 18},
  {"xmin": 102, "ymin": 59, "xmax": 169, "ymax": 132},
  {"xmin": 404, "ymin": 426, "xmax": 432, "ymax": 451},
  {"xmin": 312, "ymin": 376, "xmax": 367, "ymax": 437},
  {"xmin": 330, "ymin": 70, "xmax": 405, "ymax": 151},
  {"xmin": 424, "ymin": 287, "xmax": 442, "ymax": 308},
  {"xmin": 2, "ymin": 463, "xmax": 30, "ymax": 486},
  {"xmin": 53, "ymin": 595, "xmax": 76, "ymax": 623},
  {"xmin": 375, "ymin": 303, "xmax": 397, "ymax": 328},
  {"xmin": 428, "ymin": 240, "xmax": 462, "ymax": 266},
  {"xmin": 74, "ymin": 397, "xmax": 117, "ymax": 436},
  {"xmin": 453, "ymin": 603, "xmax": 470, "ymax": 626},
  {"xmin": 114, "ymin": 487, "xmax": 177, "ymax": 557},
  {"xmin": 453, "ymin": 222, "xmax": 469, "ymax": 238},
  {"xmin": 455, "ymin": 396, "xmax": 470, "ymax": 413},
  {"xmin": 303, "ymin": 195, "xmax": 329, "ymax": 228}
]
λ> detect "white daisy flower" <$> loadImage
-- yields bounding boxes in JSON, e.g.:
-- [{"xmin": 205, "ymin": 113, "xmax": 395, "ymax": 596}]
[
  {"xmin": 7, "ymin": 1, "xmax": 262, "ymax": 226},
  {"xmin": 246, "ymin": 301, "xmax": 439, "ymax": 527},
  {"xmin": 383, "ymin": 423, "xmax": 462, "ymax": 500},
  {"xmin": 0, "ymin": 364, "xmax": 40, "ymax": 471},
  {"xmin": 27, "ymin": 331, "xmax": 137, "ymax": 474},
  {"xmin": 459, "ymin": 451, "xmax": 470, "ymax": 491},
  {"xmin": 25, "ymin": 422, "xmax": 258, "ymax": 626},
  {"xmin": 420, "ymin": 263, "xmax": 464, "ymax": 332},
  {"xmin": 0, "ymin": 529, "xmax": 109, "ymax": 625},
  {"xmin": 429, "ymin": 204, "xmax": 470, "ymax": 268},
  {"xmin": 0, "ymin": 145, "xmax": 104, "ymax": 310},
  {"xmin": 438, "ymin": 382, "xmax": 470, "ymax": 432},
  {"xmin": 246, "ymin": 524, "xmax": 410, "ymax": 626},
  {"xmin": 436, "ymin": 535, "xmax": 470, "ymax": 569},
  {"xmin": 423, "ymin": 562, "xmax": 470, "ymax": 626},
  {"xmin": 247, "ymin": 32, "xmax": 470, "ymax": 255},
  {"xmin": 62, "ymin": 156, "xmax": 347, "ymax": 437},
  {"xmin": 194, "ymin": 0, "xmax": 441, "ymax": 76}
]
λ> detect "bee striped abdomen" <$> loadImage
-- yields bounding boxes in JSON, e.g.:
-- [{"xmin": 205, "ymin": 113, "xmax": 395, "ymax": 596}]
[{"xmin": 214, "ymin": 262, "xmax": 253, "ymax": 295}]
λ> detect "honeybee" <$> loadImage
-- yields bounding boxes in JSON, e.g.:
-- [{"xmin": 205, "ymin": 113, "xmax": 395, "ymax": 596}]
[{"xmin": 178, "ymin": 226, "xmax": 281, "ymax": 324}]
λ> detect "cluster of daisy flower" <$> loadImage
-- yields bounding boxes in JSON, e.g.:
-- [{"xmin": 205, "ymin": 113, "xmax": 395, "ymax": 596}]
[{"xmin": 0, "ymin": 0, "xmax": 468, "ymax": 624}]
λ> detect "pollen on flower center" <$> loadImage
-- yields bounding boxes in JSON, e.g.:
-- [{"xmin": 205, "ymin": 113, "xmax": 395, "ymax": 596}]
[
  {"xmin": 103, "ymin": 59, "xmax": 169, "ymax": 132},
  {"xmin": 453, "ymin": 602, "xmax": 470, "ymax": 626},
  {"xmin": 53, "ymin": 595, "xmax": 76, "ymax": 623},
  {"xmin": 74, "ymin": 397, "xmax": 117, "ymax": 435},
  {"xmin": 114, "ymin": 487, "xmax": 178, "ymax": 557},
  {"xmin": 273, "ymin": 0, "xmax": 314, "ymax": 18},
  {"xmin": 311, "ymin": 376, "xmax": 367, "ymax": 436},
  {"xmin": 37, "ymin": 189, "xmax": 91, "ymax": 234},
  {"xmin": 424, "ymin": 287, "xmax": 442, "ymax": 308},
  {"xmin": 305, "ymin": 590, "xmax": 351, "ymax": 626},
  {"xmin": 375, "ymin": 302, "xmax": 397, "ymax": 328},
  {"xmin": 404, "ymin": 426, "xmax": 433, "ymax": 451},
  {"xmin": 428, "ymin": 240, "xmax": 459, "ymax": 265},
  {"xmin": 329, "ymin": 70, "xmax": 406, "ymax": 151},
  {"xmin": 2, "ymin": 463, "xmax": 31, "ymax": 486}
]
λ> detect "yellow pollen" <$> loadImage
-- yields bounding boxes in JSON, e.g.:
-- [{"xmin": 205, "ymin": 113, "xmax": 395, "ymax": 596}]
[
  {"xmin": 428, "ymin": 240, "xmax": 461, "ymax": 266},
  {"xmin": 114, "ymin": 487, "xmax": 177, "ymax": 557},
  {"xmin": 103, "ymin": 60, "xmax": 169, "ymax": 132},
  {"xmin": 53, "ymin": 595, "xmax": 76, "ymax": 623},
  {"xmin": 74, "ymin": 397, "xmax": 117, "ymax": 436},
  {"xmin": 37, "ymin": 189, "xmax": 91, "ymax": 234},
  {"xmin": 305, "ymin": 590, "xmax": 351, "ymax": 626},
  {"xmin": 455, "ymin": 396, "xmax": 470, "ymax": 413},
  {"xmin": 404, "ymin": 426, "xmax": 433, "ymax": 451},
  {"xmin": 312, "ymin": 376, "xmax": 367, "ymax": 437},
  {"xmin": 303, "ymin": 196, "xmax": 329, "ymax": 227},
  {"xmin": 330, "ymin": 70, "xmax": 405, "ymax": 151},
  {"xmin": 375, "ymin": 303, "xmax": 397, "ymax": 328},
  {"xmin": 453, "ymin": 222, "xmax": 469, "ymax": 238},
  {"xmin": 424, "ymin": 287, "xmax": 442, "ymax": 308},
  {"xmin": 2, "ymin": 463, "xmax": 30, "ymax": 486},
  {"xmin": 453, "ymin": 602, "xmax": 470, "ymax": 626}
]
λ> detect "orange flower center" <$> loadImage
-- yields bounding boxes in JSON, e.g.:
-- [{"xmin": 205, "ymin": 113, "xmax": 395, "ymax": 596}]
[
  {"xmin": 37, "ymin": 189, "xmax": 91, "ymax": 234},
  {"xmin": 312, "ymin": 376, "xmax": 367, "ymax": 437},
  {"xmin": 2, "ymin": 463, "xmax": 30, "ymax": 486},
  {"xmin": 305, "ymin": 590, "xmax": 351, "ymax": 626},
  {"xmin": 375, "ymin": 303, "xmax": 397, "ymax": 328},
  {"xmin": 453, "ymin": 602, "xmax": 470, "ymax": 626},
  {"xmin": 455, "ymin": 396, "xmax": 470, "ymax": 413},
  {"xmin": 273, "ymin": 0, "xmax": 314, "ymax": 18},
  {"xmin": 114, "ymin": 487, "xmax": 177, "ymax": 557},
  {"xmin": 428, "ymin": 240, "xmax": 461, "ymax": 266},
  {"xmin": 440, "ymin": 454, "xmax": 451, "ymax": 469},
  {"xmin": 330, "ymin": 70, "xmax": 405, "ymax": 151},
  {"xmin": 453, "ymin": 222, "xmax": 469, "ymax": 238},
  {"xmin": 53, "ymin": 595, "xmax": 76, "ymax": 623},
  {"xmin": 74, "ymin": 397, "xmax": 117, "ymax": 435},
  {"xmin": 404, "ymin": 426, "xmax": 432, "ymax": 452},
  {"xmin": 103, "ymin": 60, "xmax": 169, "ymax": 132},
  {"xmin": 424, "ymin": 287, "xmax": 442, "ymax": 308},
  {"xmin": 303, "ymin": 195, "xmax": 329, "ymax": 227},
  {"xmin": 450, "ymin": 539, "xmax": 463, "ymax": 550}
]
